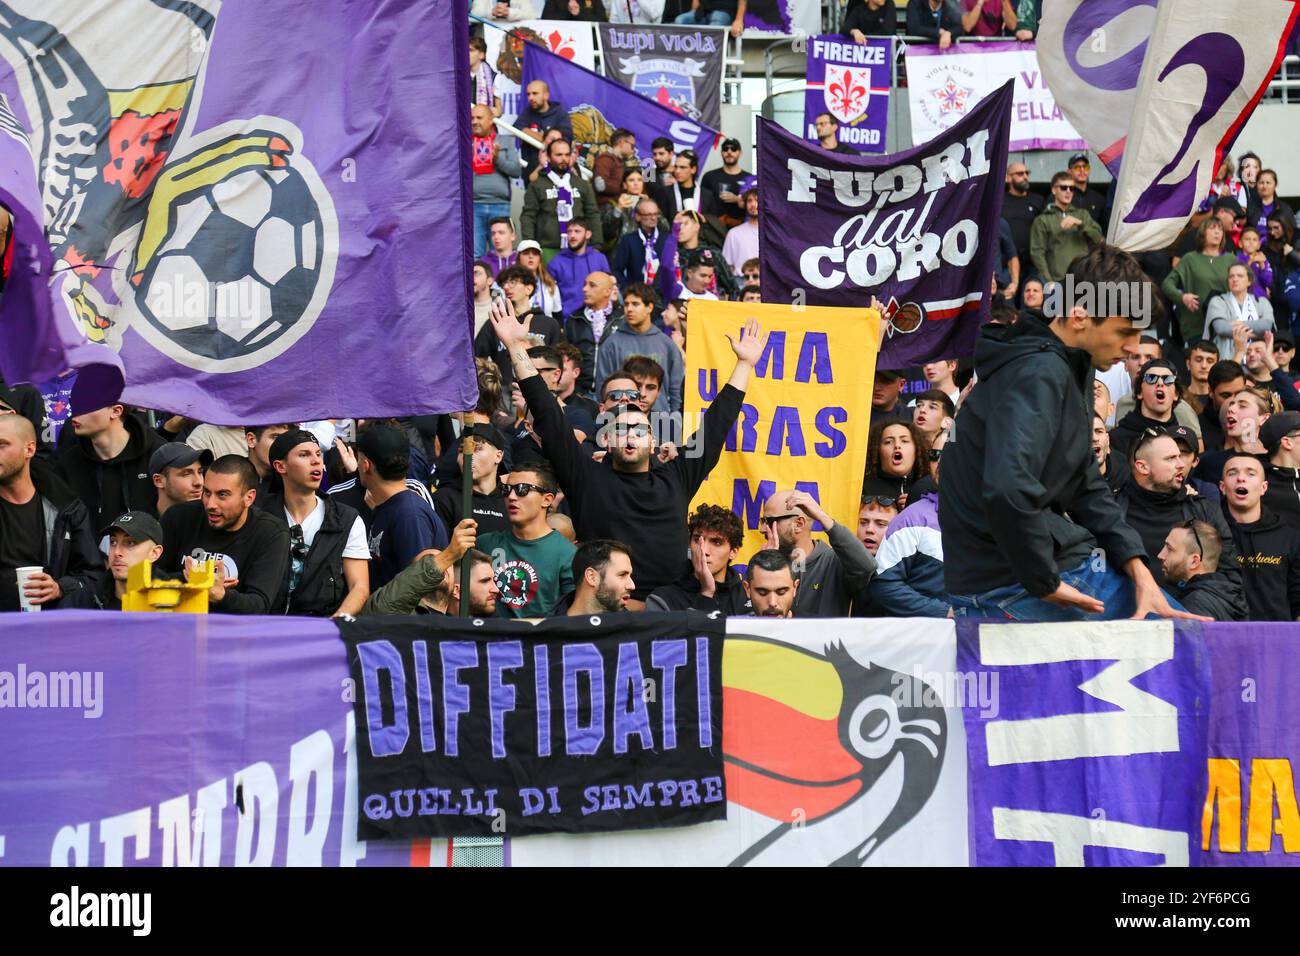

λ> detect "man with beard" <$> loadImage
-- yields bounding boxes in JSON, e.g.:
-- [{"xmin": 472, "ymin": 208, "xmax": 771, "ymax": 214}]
[
  {"xmin": 743, "ymin": 549, "xmax": 799, "ymax": 617},
  {"xmin": 521, "ymin": 138, "xmax": 602, "ymax": 259},
  {"xmin": 647, "ymin": 504, "xmax": 752, "ymax": 614},
  {"xmin": 1158, "ymin": 521, "xmax": 1249, "ymax": 621},
  {"xmin": 1092, "ymin": 413, "xmax": 1128, "ymax": 494},
  {"xmin": 550, "ymin": 221, "xmax": 610, "ymax": 321},
  {"xmin": 1115, "ymin": 430, "xmax": 1237, "ymax": 588},
  {"xmin": 941, "ymin": 244, "xmax": 1199, "ymax": 621},
  {"xmin": 1195, "ymin": 389, "xmax": 1271, "ymax": 484},
  {"xmin": 564, "ymin": 539, "xmax": 636, "ymax": 615},
  {"xmin": 161, "ymin": 455, "xmax": 291, "ymax": 614},
  {"xmin": 649, "ymin": 137, "xmax": 675, "ymax": 190},
  {"xmin": 759, "ymin": 488, "xmax": 876, "ymax": 617},
  {"xmin": 1221, "ymin": 453, "xmax": 1300, "ymax": 620},
  {"xmin": 515, "ymin": 80, "xmax": 573, "ymax": 179},
  {"xmin": 449, "ymin": 550, "xmax": 502, "ymax": 617},
  {"xmin": 1002, "ymin": 161, "xmax": 1044, "ymax": 268}
]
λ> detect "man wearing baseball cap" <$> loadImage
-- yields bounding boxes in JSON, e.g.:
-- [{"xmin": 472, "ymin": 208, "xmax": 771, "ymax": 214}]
[
  {"xmin": 431, "ymin": 425, "xmax": 509, "ymax": 536},
  {"xmin": 1165, "ymin": 424, "xmax": 1219, "ymax": 500},
  {"xmin": 149, "ymin": 442, "xmax": 213, "ymax": 517},
  {"xmin": 1261, "ymin": 411, "xmax": 1300, "ymax": 524},
  {"xmin": 61, "ymin": 511, "xmax": 165, "ymax": 610},
  {"xmin": 1067, "ymin": 153, "xmax": 1106, "ymax": 228},
  {"xmin": 700, "ymin": 137, "xmax": 751, "ymax": 227},
  {"xmin": 265, "ymin": 430, "xmax": 370, "ymax": 617}
]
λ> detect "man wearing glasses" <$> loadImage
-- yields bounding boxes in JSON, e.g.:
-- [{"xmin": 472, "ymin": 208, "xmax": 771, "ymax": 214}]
[
  {"xmin": 1029, "ymin": 171, "xmax": 1103, "ymax": 285},
  {"xmin": 491, "ymin": 297, "xmax": 766, "ymax": 602},
  {"xmin": 758, "ymin": 488, "xmax": 876, "ymax": 617},
  {"xmin": 611, "ymin": 198, "xmax": 670, "ymax": 288},
  {"xmin": 1066, "ymin": 153, "xmax": 1107, "ymax": 230},
  {"xmin": 1002, "ymin": 162, "xmax": 1043, "ymax": 269},
  {"xmin": 1157, "ymin": 520, "xmax": 1248, "ymax": 621},
  {"xmin": 478, "ymin": 462, "xmax": 576, "ymax": 619},
  {"xmin": 1110, "ymin": 358, "xmax": 1185, "ymax": 459},
  {"xmin": 700, "ymin": 138, "xmax": 750, "ymax": 228}
]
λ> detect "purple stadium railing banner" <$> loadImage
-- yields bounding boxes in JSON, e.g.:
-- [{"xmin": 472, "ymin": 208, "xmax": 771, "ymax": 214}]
[{"xmin": 2, "ymin": 613, "xmax": 1295, "ymax": 866}]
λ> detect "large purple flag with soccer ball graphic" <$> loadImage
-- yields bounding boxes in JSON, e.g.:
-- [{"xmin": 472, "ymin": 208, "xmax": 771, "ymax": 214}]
[
  {"xmin": 759, "ymin": 82, "xmax": 1012, "ymax": 370},
  {"xmin": 0, "ymin": 0, "xmax": 478, "ymax": 423}
]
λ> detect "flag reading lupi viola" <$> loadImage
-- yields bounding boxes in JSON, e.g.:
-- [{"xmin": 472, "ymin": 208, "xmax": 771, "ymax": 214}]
[
  {"xmin": 599, "ymin": 23, "xmax": 725, "ymax": 129},
  {"xmin": 685, "ymin": 300, "xmax": 879, "ymax": 564},
  {"xmin": 758, "ymin": 82, "xmax": 1012, "ymax": 369},
  {"xmin": 1107, "ymin": 0, "xmax": 1300, "ymax": 251},
  {"xmin": 0, "ymin": 0, "xmax": 479, "ymax": 423}
]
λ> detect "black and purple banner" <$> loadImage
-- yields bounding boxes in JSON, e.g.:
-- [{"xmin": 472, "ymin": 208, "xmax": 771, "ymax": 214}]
[
  {"xmin": 758, "ymin": 81, "xmax": 1013, "ymax": 369},
  {"xmin": 341, "ymin": 611, "xmax": 727, "ymax": 839},
  {"xmin": 803, "ymin": 35, "xmax": 892, "ymax": 154},
  {"xmin": 599, "ymin": 23, "xmax": 725, "ymax": 130}
]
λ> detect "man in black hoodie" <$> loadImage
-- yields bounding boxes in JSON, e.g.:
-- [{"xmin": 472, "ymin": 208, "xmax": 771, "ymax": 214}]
[
  {"xmin": 1109, "ymin": 358, "xmax": 1181, "ymax": 460},
  {"xmin": 646, "ymin": 504, "xmax": 753, "ymax": 614},
  {"xmin": 1158, "ymin": 520, "xmax": 1249, "ymax": 621},
  {"xmin": 490, "ymin": 297, "xmax": 764, "ymax": 603},
  {"xmin": 432, "ymin": 426, "xmax": 510, "ymax": 536},
  {"xmin": 57, "ymin": 402, "xmax": 166, "ymax": 528},
  {"xmin": 1199, "ymin": 361, "xmax": 1248, "ymax": 453},
  {"xmin": 1260, "ymin": 411, "xmax": 1300, "ymax": 523},
  {"xmin": 941, "ymin": 244, "xmax": 1200, "ymax": 622},
  {"xmin": 1221, "ymin": 452, "xmax": 1300, "ymax": 620},
  {"xmin": 1115, "ymin": 430, "xmax": 1238, "ymax": 588}
]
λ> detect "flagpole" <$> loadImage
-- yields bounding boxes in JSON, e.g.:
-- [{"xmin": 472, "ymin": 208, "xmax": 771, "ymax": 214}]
[{"xmin": 458, "ymin": 420, "xmax": 475, "ymax": 617}]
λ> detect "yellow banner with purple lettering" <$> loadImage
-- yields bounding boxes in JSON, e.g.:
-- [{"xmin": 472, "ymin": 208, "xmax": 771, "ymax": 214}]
[{"xmin": 685, "ymin": 301, "xmax": 880, "ymax": 563}]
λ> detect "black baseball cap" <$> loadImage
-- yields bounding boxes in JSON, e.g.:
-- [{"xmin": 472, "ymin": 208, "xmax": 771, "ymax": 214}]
[
  {"xmin": 1260, "ymin": 411, "xmax": 1300, "ymax": 453},
  {"xmin": 1273, "ymin": 332, "xmax": 1295, "ymax": 350},
  {"xmin": 1068, "ymin": 153, "xmax": 1090, "ymax": 167},
  {"xmin": 875, "ymin": 368, "xmax": 903, "ymax": 383},
  {"xmin": 355, "ymin": 423, "xmax": 409, "ymax": 463},
  {"xmin": 472, "ymin": 425, "xmax": 509, "ymax": 452},
  {"xmin": 100, "ymin": 510, "xmax": 164, "ymax": 546},
  {"xmin": 1212, "ymin": 196, "xmax": 1246, "ymax": 217},
  {"xmin": 1165, "ymin": 424, "xmax": 1197, "ymax": 454},
  {"xmin": 268, "ymin": 428, "xmax": 320, "ymax": 464},
  {"xmin": 148, "ymin": 442, "xmax": 214, "ymax": 477},
  {"xmin": 721, "ymin": 137, "xmax": 742, "ymax": 151}
]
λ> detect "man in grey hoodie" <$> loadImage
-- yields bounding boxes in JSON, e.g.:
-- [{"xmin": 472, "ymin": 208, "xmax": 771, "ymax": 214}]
[
  {"xmin": 760, "ymin": 489, "xmax": 876, "ymax": 617},
  {"xmin": 593, "ymin": 282, "xmax": 684, "ymax": 414}
]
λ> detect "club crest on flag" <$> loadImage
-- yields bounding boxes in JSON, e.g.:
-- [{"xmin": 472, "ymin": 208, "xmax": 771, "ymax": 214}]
[
  {"xmin": 823, "ymin": 64, "xmax": 871, "ymax": 124},
  {"xmin": 916, "ymin": 65, "xmax": 977, "ymax": 131},
  {"xmin": 632, "ymin": 68, "xmax": 697, "ymax": 118}
]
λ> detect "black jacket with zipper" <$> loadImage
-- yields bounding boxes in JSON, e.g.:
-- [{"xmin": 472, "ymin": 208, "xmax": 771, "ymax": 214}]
[
  {"xmin": 1114, "ymin": 478, "xmax": 1240, "ymax": 589},
  {"xmin": 564, "ymin": 305, "xmax": 624, "ymax": 398},
  {"xmin": 645, "ymin": 561, "xmax": 753, "ymax": 615},
  {"xmin": 1226, "ymin": 507, "xmax": 1300, "ymax": 620},
  {"xmin": 1263, "ymin": 463, "xmax": 1300, "ymax": 525},
  {"xmin": 32, "ymin": 462, "xmax": 106, "ymax": 604},
  {"xmin": 266, "ymin": 493, "xmax": 362, "ymax": 616},
  {"xmin": 56, "ymin": 412, "xmax": 166, "ymax": 528},
  {"xmin": 940, "ymin": 311, "xmax": 1147, "ymax": 598},
  {"xmin": 1170, "ymin": 570, "xmax": 1249, "ymax": 621}
]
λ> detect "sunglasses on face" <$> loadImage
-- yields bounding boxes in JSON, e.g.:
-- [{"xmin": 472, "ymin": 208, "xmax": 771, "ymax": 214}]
[
  {"xmin": 612, "ymin": 423, "xmax": 651, "ymax": 439},
  {"xmin": 1275, "ymin": 344, "xmax": 1295, "ymax": 351},
  {"xmin": 860, "ymin": 496, "xmax": 897, "ymax": 508},
  {"xmin": 534, "ymin": 365, "xmax": 560, "ymax": 375},
  {"xmin": 759, "ymin": 513, "xmax": 799, "ymax": 528},
  {"xmin": 606, "ymin": 388, "xmax": 641, "ymax": 403},
  {"xmin": 1143, "ymin": 373, "xmax": 1177, "ymax": 386},
  {"xmin": 1055, "ymin": 185, "xmax": 1075, "ymax": 192},
  {"xmin": 503, "ymin": 482, "xmax": 546, "ymax": 498}
]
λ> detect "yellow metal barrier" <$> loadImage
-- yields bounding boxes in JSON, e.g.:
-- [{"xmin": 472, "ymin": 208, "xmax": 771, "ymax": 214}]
[{"xmin": 123, "ymin": 559, "xmax": 213, "ymax": 613}]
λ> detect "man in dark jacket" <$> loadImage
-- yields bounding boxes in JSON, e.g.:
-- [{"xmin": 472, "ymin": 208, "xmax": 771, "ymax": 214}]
[
  {"xmin": 611, "ymin": 198, "xmax": 670, "ymax": 288},
  {"xmin": 520, "ymin": 138, "xmax": 603, "ymax": 256},
  {"xmin": 646, "ymin": 504, "xmax": 753, "ymax": 614},
  {"xmin": 940, "ymin": 244, "xmax": 1198, "ymax": 621},
  {"xmin": 490, "ymin": 297, "xmax": 765, "ymax": 601},
  {"xmin": 1222, "ymin": 452, "xmax": 1300, "ymax": 620},
  {"xmin": 515, "ymin": 80, "xmax": 573, "ymax": 179},
  {"xmin": 1115, "ymin": 430, "xmax": 1239, "ymax": 588},
  {"xmin": 1199, "ymin": 361, "xmax": 1248, "ymax": 453},
  {"xmin": 57, "ymin": 402, "xmax": 166, "ymax": 528},
  {"xmin": 61, "ymin": 511, "xmax": 166, "ymax": 611},
  {"xmin": 1158, "ymin": 520, "xmax": 1249, "ymax": 621},
  {"xmin": 1260, "ymin": 411, "xmax": 1300, "ymax": 523},
  {"xmin": 432, "ymin": 426, "xmax": 510, "ymax": 537},
  {"xmin": 1108, "ymin": 358, "xmax": 1181, "ymax": 460},
  {"xmin": 0, "ymin": 415, "xmax": 102, "ymax": 610},
  {"xmin": 474, "ymin": 265, "xmax": 566, "ymax": 396},
  {"xmin": 1092, "ymin": 412, "xmax": 1129, "ymax": 493},
  {"xmin": 563, "ymin": 271, "xmax": 624, "ymax": 397}
]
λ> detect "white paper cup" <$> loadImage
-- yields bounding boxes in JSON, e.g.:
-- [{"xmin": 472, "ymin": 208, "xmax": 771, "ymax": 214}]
[{"xmin": 16, "ymin": 566, "xmax": 44, "ymax": 612}]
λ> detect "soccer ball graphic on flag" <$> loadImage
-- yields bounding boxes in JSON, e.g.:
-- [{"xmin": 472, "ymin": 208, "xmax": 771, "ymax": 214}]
[{"xmin": 127, "ymin": 123, "xmax": 338, "ymax": 372}]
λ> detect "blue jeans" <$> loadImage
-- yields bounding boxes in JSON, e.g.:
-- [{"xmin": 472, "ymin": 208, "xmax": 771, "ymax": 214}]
[
  {"xmin": 473, "ymin": 201, "xmax": 511, "ymax": 261},
  {"xmin": 675, "ymin": 9, "xmax": 734, "ymax": 25},
  {"xmin": 950, "ymin": 560, "xmax": 1186, "ymax": 622}
]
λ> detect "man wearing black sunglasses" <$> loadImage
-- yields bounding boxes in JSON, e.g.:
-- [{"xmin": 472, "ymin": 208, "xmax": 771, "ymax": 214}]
[
  {"xmin": 941, "ymin": 244, "xmax": 1206, "ymax": 622},
  {"xmin": 759, "ymin": 488, "xmax": 876, "ymax": 617},
  {"xmin": 1029, "ymin": 171, "xmax": 1103, "ymax": 285},
  {"xmin": 1110, "ymin": 358, "xmax": 1191, "ymax": 460},
  {"xmin": 492, "ymin": 297, "xmax": 766, "ymax": 601},
  {"xmin": 478, "ymin": 462, "xmax": 575, "ymax": 619}
]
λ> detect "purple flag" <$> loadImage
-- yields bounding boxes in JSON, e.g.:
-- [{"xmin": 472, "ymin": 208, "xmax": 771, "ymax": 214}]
[
  {"xmin": 0, "ymin": 612, "xmax": 416, "ymax": 867},
  {"xmin": 522, "ymin": 43, "xmax": 719, "ymax": 181},
  {"xmin": 960, "ymin": 620, "xmax": 1209, "ymax": 867},
  {"xmin": 803, "ymin": 35, "xmax": 892, "ymax": 154},
  {"xmin": 0, "ymin": 0, "xmax": 477, "ymax": 423},
  {"xmin": 1203, "ymin": 623, "xmax": 1300, "ymax": 865},
  {"xmin": 759, "ymin": 82, "xmax": 1012, "ymax": 369}
]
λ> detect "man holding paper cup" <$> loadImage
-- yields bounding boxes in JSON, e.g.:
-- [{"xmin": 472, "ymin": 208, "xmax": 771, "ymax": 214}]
[{"xmin": 0, "ymin": 413, "xmax": 102, "ymax": 611}]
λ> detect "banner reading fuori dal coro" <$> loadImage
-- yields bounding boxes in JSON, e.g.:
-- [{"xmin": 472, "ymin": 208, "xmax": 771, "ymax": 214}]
[
  {"xmin": 758, "ymin": 81, "xmax": 1013, "ymax": 370},
  {"xmin": 685, "ymin": 300, "xmax": 879, "ymax": 564}
]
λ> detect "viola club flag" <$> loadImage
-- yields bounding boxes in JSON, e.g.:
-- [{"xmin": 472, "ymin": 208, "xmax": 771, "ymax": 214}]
[
  {"xmin": 1107, "ymin": 0, "xmax": 1300, "ymax": 251},
  {"xmin": 598, "ymin": 23, "xmax": 725, "ymax": 129},
  {"xmin": 523, "ymin": 43, "xmax": 719, "ymax": 180},
  {"xmin": 758, "ymin": 82, "xmax": 1013, "ymax": 369},
  {"xmin": 803, "ymin": 35, "xmax": 892, "ymax": 154},
  {"xmin": 0, "ymin": 0, "xmax": 479, "ymax": 424}
]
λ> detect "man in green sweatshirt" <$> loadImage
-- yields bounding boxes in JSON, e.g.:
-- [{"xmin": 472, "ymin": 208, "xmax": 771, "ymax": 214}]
[{"xmin": 1029, "ymin": 171, "xmax": 1104, "ymax": 284}]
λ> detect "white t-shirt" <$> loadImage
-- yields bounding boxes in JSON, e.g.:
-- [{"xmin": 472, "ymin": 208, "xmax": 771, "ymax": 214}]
[
  {"xmin": 288, "ymin": 498, "xmax": 369, "ymax": 558},
  {"xmin": 1095, "ymin": 362, "xmax": 1132, "ymax": 428}
]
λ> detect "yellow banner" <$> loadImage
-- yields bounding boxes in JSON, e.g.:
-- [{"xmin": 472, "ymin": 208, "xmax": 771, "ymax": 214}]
[{"xmin": 685, "ymin": 301, "xmax": 880, "ymax": 563}]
